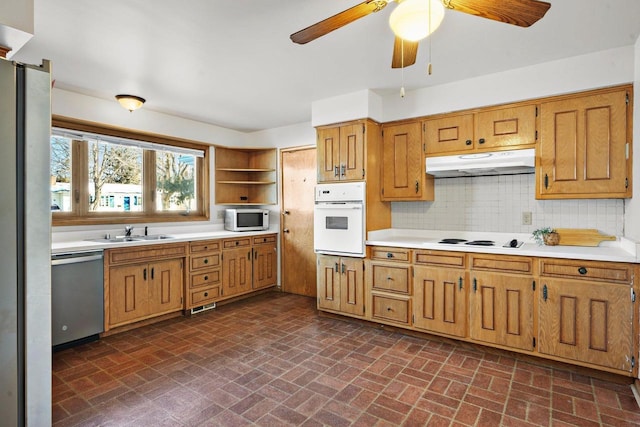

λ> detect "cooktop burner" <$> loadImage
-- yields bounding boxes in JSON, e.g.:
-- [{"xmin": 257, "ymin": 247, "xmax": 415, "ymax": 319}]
[
  {"xmin": 438, "ymin": 238, "xmax": 468, "ymax": 244},
  {"xmin": 465, "ymin": 240, "xmax": 495, "ymax": 246}
]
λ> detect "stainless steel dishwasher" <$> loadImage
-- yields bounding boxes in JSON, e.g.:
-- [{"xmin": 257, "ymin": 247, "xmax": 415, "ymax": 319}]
[{"xmin": 51, "ymin": 250, "xmax": 104, "ymax": 349}]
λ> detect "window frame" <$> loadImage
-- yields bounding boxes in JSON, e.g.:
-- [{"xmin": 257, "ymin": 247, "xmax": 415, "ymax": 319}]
[{"xmin": 52, "ymin": 115, "xmax": 210, "ymax": 226}]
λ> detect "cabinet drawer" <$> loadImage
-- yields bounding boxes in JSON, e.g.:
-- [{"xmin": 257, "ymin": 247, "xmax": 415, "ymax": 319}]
[
  {"xmin": 191, "ymin": 254, "xmax": 221, "ymax": 270},
  {"xmin": 371, "ymin": 264, "xmax": 410, "ymax": 294},
  {"xmin": 370, "ymin": 246, "xmax": 411, "ymax": 262},
  {"xmin": 190, "ymin": 240, "xmax": 220, "ymax": 253},
  {"xmin": 253, "ymin": 235, "xmax": 276, "ymax": 245},
  {"xmin": 108, "ymin": 243, "xmax": 187, "ymax": 265},
  {"xmin": 372, "ymin": 294, "xmax": 410, "ymax": 325},
  {"xmin": 539, "ymin": 259, "xmax": 632, "ymax": 284},
  {"xmin": 223, "ymin": 238, "xmax": 251, "ymax": 249},
  {"xmin": 191, "ymin": 269, "xmax": 221, "ymax": 288},
  {"xmin": 415, "ymin": 250, "xmax": 465, "ymax": 268},
  {"xmin": 470, "ymin": 254, "xmax": 533, "ymax": 275},
  {"xmin": 191, "ymin": 286, "xmax": 221, "ymax": 305}
]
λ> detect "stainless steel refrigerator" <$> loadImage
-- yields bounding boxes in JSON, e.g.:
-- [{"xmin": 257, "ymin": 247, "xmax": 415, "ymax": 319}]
[{"xmin": 0, "ymin": 58, "xmax": 52, "ymax": 426}]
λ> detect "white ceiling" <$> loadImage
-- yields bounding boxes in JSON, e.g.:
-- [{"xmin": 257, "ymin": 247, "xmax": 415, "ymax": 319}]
[{"xmin": 11, "ymin": 0, "xmax": 640, "ymax": 132}]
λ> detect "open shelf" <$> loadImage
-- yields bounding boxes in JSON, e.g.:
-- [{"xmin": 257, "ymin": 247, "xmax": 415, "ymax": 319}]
[{"xmin": 215, "ymin": 147, "xmax": 277, "ymax": 205}]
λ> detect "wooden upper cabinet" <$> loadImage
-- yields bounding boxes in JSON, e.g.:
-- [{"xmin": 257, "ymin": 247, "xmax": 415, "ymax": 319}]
[
  {"xmin": 475, "ymin": 105, "xmax": 537, "ymax": 150},
  {"xmin": 424, "ymin": 114, "xmax": 474, "ymax": 155},
  {"xmin": 381, "ymin": 121, "xmax": 434, "ymax": 201},
  {"xmin": 317, "ymin": 123, "xmax": 364, "ymax": 182},
  {"xmin": 424, "ymin": 106, "xmax": 536, "ymax": 156},
  {"xmin": 537, "ymin": 86, "xmax": 631, "ymax": 199}
]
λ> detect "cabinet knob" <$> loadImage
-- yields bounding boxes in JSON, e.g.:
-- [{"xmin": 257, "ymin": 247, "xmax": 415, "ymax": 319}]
[
  {"xmin": 387, "ymin": 307, "xmax": 393, "ymax": 312},
  {"xmin": 478, "ymin": 138, "xmax": 485, "ymax": 144},
  {"xmin": 465, "ymin": 140, "xmax": 472, "ymax": 146},
  {"xmin": 386, "ymin": 252, "xmax": 393, "ymax": 258},
  {"xmin": 204, "ymin": 292, "xmax": 208, "ymax": 297},
  {"xmin": 204, "ymin": 276, "xmax": 208, "ymax": 281},
  {"xmin": 204, "ymin": 259, "xmax": 209, "ymax": 264},
  {"xmin": 204, "ymin": 246, "xmax": 208, "ymax": 250},
  {"xmin": 578, "ymin": 267, "xmax": 588, "ymax": 275},
  {"xmin": 283, "ymin": 229, "xmax": 290, "ymax": 233}
]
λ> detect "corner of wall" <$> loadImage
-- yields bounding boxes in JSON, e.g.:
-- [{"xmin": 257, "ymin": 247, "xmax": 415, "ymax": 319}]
[{"xmin": 624, "ymin": 36, "xmax": 640, "ymax": 241}]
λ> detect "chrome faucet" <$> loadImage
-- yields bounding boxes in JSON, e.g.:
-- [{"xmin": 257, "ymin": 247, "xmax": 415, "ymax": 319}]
[{"xmin": 124, "ymin": 225, "xmax": 134, "ymax": 237}]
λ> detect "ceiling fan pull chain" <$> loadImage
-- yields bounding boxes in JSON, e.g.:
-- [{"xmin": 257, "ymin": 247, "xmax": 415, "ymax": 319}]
[
  {"xmin": 442, "ymin": 0, "xmax": 453, "ymax": 9},
  {"xmin": 400, "ymin": 38, "xmax": 406, "ymax": 98}
]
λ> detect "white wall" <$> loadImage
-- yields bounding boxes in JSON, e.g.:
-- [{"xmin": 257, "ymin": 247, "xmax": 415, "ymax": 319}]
[
  {"xmin": 311, "ymin": 89, "xmax": 383, "ymax": 127},
  {"xmin": 382, "ymin": 46, "xmax": 635, "ymax": 122},
  {"xmin": 624, "ymin": 37, "xmax": 640, "ymax": 240}
]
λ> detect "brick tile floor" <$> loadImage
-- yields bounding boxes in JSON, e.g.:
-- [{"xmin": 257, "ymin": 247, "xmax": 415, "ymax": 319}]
[{"xmin": 52, "ymin": 292, "xmax": 640, "ymax": 426}]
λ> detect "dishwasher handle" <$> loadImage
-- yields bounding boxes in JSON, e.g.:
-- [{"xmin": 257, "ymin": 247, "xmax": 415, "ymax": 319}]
[{"xmin": 51, "ymin": 253, "xmax": 103, "ymax": 266}]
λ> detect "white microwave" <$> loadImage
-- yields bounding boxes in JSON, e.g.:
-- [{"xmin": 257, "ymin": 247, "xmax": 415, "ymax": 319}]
[{"xmin": 224, "ymin": 209, "xmax": 269, "ymax": 232}]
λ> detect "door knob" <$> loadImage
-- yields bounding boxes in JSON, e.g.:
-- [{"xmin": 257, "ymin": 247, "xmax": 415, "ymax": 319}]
[{"xmin": 283, "ymin": 229, "xmax": 290, "ymax": 233}]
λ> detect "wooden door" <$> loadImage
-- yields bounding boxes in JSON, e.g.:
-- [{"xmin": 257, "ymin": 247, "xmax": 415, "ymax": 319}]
[
  {"xmin": 109, "ymin": 264, "xmax": 148, "ymax": 326},
  {"xmin": 538, "ymin": 89, "xmax": 629, "ymax": 198},
  {"xmin": 413, "ymin": 266, "xmax": 466, "ymax": 337},
  {"xmin": 538, "ymin": 279, "xmax": 633, "ymax": 372},
  {"xmin": 317, "ymin": 127, "xmax": 340, "ymax": 182},
  {"xmin": 148, "ymin": 259, "xmax": 183, "ymax": 314},
  {"xmin": 281, "ymin": 147, "xmax": 317, "ymax": 296},
  {"xmin": 475, "ymin": 105, "xmax": 536, "ymax": 150},
  {"xmin": 381, "ymin": 122, "xmax": 424, "ymax": 199},
  {"xmin": 469, "ymin": 272, "xmax": 534, "ymax": 351},
  {"xmin": 339, "ymin": 257, "xmax": 365, "ymax": 316},
  {"xmin": 253, "ymin": 243, "xmax": 277, "ymax": 289},
  {"xmin": 339, "ymin": 123, "xmax": 365, "ymax": 181},
  {"xmin": 317, "ymin": 255, "xmax": 341, "ymax": 311},
  {"xmin": 424, "ymin": 114, "xmax": 474, "ymax": 155},
  {"xmin": 222, "ymin": 247, "xmax": 252, "ymax": 297}
]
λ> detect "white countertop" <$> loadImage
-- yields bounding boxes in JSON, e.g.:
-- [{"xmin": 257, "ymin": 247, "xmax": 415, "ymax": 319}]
[
  {"xmin": 366, "ymin": 229, "xmax": 640, "ymax": 263},
  {"xmin": 51, "ymin": 228, "xmax": 277, "ymax": 254}
]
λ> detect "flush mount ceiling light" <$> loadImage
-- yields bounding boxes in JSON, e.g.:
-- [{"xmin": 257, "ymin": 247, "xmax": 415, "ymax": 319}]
[
  {"xmin": 389, "ymin": 0, "xmax": 445, "ymax": 42},
  {"xmin": 115, "ymin": 94, "xmax": 146, "ymax": 112}
]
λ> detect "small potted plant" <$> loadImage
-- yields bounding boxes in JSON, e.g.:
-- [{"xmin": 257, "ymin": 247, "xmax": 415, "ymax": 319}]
[{"xmin": 532, "ymin": 227, "xmax": 559, "ymax": 246}]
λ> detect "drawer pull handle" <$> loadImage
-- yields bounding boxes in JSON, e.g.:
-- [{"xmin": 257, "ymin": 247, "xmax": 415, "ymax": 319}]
[
  {"xmin": 334, "ymin": 262, "xmax": 339, "ymax": 273},
  {"xmin": 386, "ymin": 253, "xmax": 393, "ymax": 258},
  {"xmin": 204, "ymin": 292, "xmax": 208, "ymax": 297},
  {"xmin": 204, "ymin": 246, "xmax": 208, "ymax": 250},
  {"xmin": 143, "ymin": 268, "xmax": 147, "ymax": 280},
  {"xmin": 235, "ymin": 241, "xmax": 239, "ymax": 246},
  {"xmin": 458, "ymin": 277, "xmax": 463, "ymax": 290},
  {"xmin": 386, "ymin": 276, "xmax": 393, "ymax": 281},
  {"xmin": 341, "ymin": 263, "xmax": 346, "ymax": 274},
  {"xmin": 473, "ymin": 278, "xmax": 477, "ymax": 293},
  {"xmin": 578, "ymin": 267, "xmax": 588, "ymax": 275},
  {"xmin": 204, "ymin": 276, "xmax": 208, "ymax": 281},
  {"xmin": 204, "ymin": 259, "xmax": 208, "ymax": 264},
  {"xmin": 334, "ymin": 166, "xmax": 339, "ymax": 177},
  {"xmin": 387, "ymin": 307, "xmax": 392, "ymax": 312},
  {"xmin": 543, "ymin": 284, "xmax": 548, "ymax": 301}
]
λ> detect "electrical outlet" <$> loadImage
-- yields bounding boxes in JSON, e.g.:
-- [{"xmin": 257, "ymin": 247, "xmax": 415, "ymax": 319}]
[{"xmin": 522, "ymin": 211, "xmax": 532, "ymax": 225}]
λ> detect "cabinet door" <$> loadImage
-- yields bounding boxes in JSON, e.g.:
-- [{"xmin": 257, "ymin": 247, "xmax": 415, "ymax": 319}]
[
  {"xmin": 538, "ymin": 279, "xmax": 633, "ymax": 372},
  {"xmin": 148, "ymin": 259, "xmax": 183, "ymax": 314},
  {"xmin": 339, "ymin": 123, "xmax": 365, "ymax": 181},
  {"xmin": 538, "ymin": 89, "xmax": 629, "ymax": 198},
  {"xmin": 424, "ymin": 114, "xmax": 474, "ymax": 155},
  {"xmin": 317, "ymin": 127, "xmax": 341, "ymax": 182},
  {"xmin": 475, "ymin": 105, "xmax": 536, "ymax": 150},
  {"xmin": 253, "ymin": 243, "xmax": 277, "ymax": 289},
  {"xmin": 317, "ymin": 255, "xmax": 341, "ymax": 311},
  {"xmin": 222, "ymin": 247, "xmax": 253, "ymax": 296},
  {"xmin": 469, "ymin": 272, "xmax": 534, "ymax": 351},
  {"xmin": 339, "ymin": 257, "xmax": 364, "ymax": 316},
  {"xmin": 382, "ymin": 122, "xmax": 428, "ymax": 200},
  {"xmin": 109, "ymin": 264, "xmax": 148, "ymax": 326},
  {"xmin": 413, "ymin": 267, "xmax": 466, "ymax": 337}
]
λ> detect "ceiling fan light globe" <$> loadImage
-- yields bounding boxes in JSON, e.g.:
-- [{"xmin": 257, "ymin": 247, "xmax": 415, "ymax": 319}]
[{"xmin": 389, "ymin": 0, "xmax": 445, "ymax": 42}]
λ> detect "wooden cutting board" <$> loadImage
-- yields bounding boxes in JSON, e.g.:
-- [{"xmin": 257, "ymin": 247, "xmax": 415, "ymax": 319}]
[{"xmin": 554, "ymin": 228, "xmax": 616, "ymax": 246}]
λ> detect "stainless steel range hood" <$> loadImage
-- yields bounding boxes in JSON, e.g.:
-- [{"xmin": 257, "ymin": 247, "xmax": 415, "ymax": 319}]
[{"xmin": 426, "ymin": 148, "xmax": 535, "ymax": 177}]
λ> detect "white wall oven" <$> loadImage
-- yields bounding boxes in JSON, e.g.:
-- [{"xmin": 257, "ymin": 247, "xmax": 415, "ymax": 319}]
[{"xmin": 314, "ymin": 182, "xmax": 366, "ymax": 257}]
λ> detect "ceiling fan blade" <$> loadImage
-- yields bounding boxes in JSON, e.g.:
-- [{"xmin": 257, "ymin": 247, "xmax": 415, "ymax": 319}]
[
  {"xmin": 444, "ymin": 0, "xmax": 551, "ymax": 27},
  {"xmin": 391, "ymin": 37, "xmax": 419, "ymax": 68},
  {"xmin": 290, "ymin": 0, "xmax": 388, "ymax": 44}
]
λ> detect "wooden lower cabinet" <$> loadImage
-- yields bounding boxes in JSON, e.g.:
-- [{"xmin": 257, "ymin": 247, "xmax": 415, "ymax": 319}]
[
  {"xmin": 222, "ymin": 246, "xmax": 253, "ymax": 297},
  {"xmin": 252, "ymin": 235, "xmax": 277, "ymax": 289},
  {"xmin": 317, "ymin": 255, "xmax": 364, "ymax": 317},
  {"xmin": 469, "ymin": 272, "xmax": 535, "ymax": 351},
  {"xmin": 537, "ymin": 258, "xmax": 635, "ymax": 373},
  {"xmin": 109, "ymin": 258, "xmax": 183, "ymax": 328}
]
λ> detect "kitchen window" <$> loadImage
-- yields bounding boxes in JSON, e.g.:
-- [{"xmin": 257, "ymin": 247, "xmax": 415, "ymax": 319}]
[{"xmin": 51, "ymin": 116, "xmax": 209, "ymax": 226}]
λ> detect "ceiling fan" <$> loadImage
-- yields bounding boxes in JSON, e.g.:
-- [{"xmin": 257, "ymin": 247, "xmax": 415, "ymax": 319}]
[{"xmin": 290, "ymin": 0, "xmax": 551, "ymax": 69}]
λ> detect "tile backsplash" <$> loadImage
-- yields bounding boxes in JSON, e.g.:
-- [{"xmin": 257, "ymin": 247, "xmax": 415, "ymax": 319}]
[{"xmin": 391, "ymin": 174, "xmax": 624, "ymax": 236}]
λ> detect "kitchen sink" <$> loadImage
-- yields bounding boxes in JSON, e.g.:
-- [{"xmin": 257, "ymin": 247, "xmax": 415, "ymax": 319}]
[{"xmin": 86, "ymin": 235, "xmax": 174, "ymax": 243}]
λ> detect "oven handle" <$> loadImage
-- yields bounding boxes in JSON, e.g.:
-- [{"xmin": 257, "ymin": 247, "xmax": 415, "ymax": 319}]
[{"xmin": 314, "ymin": 203, "xmax": 362, "ymax": 210}]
